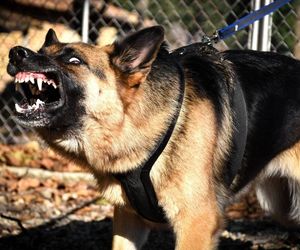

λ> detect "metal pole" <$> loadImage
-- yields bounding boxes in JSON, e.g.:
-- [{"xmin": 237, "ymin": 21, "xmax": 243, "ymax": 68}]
[
  {"xmin": 82, "ymin": 0, "xmax": 90, "ymax": 43},
  {"xmin": 260, "ymin": 0, "xmax": 273, "ymax": 51},
  {"xmin": 249, "ymin": 0, "xmax": 273, "ymax": 51},
  {"xmin": 250, "ymin": 0, "xmax": 261, "ymax": 50}
]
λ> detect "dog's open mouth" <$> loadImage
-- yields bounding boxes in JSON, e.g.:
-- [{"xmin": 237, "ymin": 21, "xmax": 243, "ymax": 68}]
[
  {"xmin": 13, "ymin": 71, "xmax": 65, "ymax": 127},
  {"xmin": 14, "ymin": 71, "xmax": 63, "ymax": 115}
]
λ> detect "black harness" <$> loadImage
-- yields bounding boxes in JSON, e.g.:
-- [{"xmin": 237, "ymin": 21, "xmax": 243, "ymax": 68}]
[{"xmin": 113, "ymin": 44, "xmax": 248, "ymax": 223}]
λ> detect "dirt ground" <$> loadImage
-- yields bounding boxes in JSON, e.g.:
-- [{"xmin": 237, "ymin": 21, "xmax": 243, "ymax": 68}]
[{"xmin": 1, "ymin": 142, "xmax": 300, "ymax": 250}]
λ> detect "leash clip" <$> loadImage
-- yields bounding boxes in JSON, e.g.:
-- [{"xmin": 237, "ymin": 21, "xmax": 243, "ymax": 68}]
[{"xmin": 201, "ymin": 31, "xmax": 220, "ymax": 45}]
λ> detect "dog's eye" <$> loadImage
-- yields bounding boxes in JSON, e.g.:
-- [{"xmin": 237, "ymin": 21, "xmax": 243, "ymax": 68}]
[{"xmin": 68, "ymin": 57, "xmax": 81, "ymax": 64}]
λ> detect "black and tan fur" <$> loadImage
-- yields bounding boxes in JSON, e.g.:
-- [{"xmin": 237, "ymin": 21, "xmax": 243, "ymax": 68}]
[{"xmin": 7, "ymin": 26, "xmax": 300, "ymax": 249}]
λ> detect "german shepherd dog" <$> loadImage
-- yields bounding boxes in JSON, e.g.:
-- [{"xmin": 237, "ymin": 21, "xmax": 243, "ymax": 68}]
[{"xmin": 7, "ymin": 26, "xmax": 300, "ymax": 249}]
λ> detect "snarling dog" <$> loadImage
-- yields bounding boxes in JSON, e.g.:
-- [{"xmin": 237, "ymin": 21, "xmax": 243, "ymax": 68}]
[{"xmin": 7, "ymin": 26, "xmax": 300, "ymax": 249}]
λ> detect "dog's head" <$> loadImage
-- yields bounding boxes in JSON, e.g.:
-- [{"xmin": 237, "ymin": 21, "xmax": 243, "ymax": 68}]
[{"xmin": 7, "ymin": 26, "xmax": 165, "ymax": 138}]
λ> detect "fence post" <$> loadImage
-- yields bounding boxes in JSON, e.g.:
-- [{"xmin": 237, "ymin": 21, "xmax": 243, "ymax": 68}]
[
  {"xmin": 249, "ymin": 0, "xmax": 273, "ymax": 51},
  {"xmin": 82, "ymin": 0, "xmax": 90, "ymax": 43}
]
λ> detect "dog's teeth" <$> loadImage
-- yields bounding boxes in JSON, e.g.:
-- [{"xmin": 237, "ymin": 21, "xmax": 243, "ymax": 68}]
[
  {"xmin": 29, "ymin": 76, "xmax": 35, "ymax": 84},
  {"xmin": 37, "ymin": 78, "xmax": 43, "ymax": 90},
  {"xmin": 47, "ymin": 79, "xmax": 58, "ymax": 89},
  {"xmin": 25, "ymin": 76, "xmax": 30, "ymax": 83},
  {"xmin": 15, "ymin": 103, "xmax": 21, "ymax": 113},
  {"xmin": 31, "ymin": 104, "xmax": 37, "ymax": 110},
  {"xmin": 19, "ymin": 78, "xmax": 24, "ymax": 83},
  {"xmin": 15, "ymin": 103, "xmax": 25, "ymax": 113},
  {"xmin": 36, "ymin": 99, "xmax": 44, "ymax": 107},
  {"xmin": 14, "ymin": 78, "xmax": 19, "ymax": 83}
]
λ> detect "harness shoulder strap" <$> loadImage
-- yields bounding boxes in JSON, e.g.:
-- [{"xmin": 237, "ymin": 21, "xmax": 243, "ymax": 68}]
[
  {"xmin": 113, "ymin": 61, "xmax": 185, "ymax": 223},
  {"xmin": 172, "ymin": 43, "xmax": 248, "ymax": 186},
  {"xmin": 228, "ymin": 79, "xmax": 248, "ymax": 185}
]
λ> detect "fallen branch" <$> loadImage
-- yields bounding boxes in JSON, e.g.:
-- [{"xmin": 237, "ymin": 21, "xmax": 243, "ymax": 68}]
[
  {"xmin": 0, "ymin": 213, "xmax": 27, "ymax": 232},
  {"xmin": 42, "ymin": 196, "xmax": 103, "ymax": 228},
  {"xmin": 0, "ymin": 165, "xmax": 96, "ymax": 185}
]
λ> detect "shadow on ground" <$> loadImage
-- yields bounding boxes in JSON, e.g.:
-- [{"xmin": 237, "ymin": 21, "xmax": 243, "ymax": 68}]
[
  {"xmin": 0, "ymin": 218, "xmax": 249, "ymax": 250},
  {"xmin": 0, "ymin": 218, "xmax": 175, "ymax": 250},
  {"xmin": 1, "ymin": 218, "xmax": 300, "ymax": 250}
]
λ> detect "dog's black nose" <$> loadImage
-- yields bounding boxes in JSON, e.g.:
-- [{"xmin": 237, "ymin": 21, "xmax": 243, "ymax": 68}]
[{"xmin": 9, "ymin": 46, "xmax": 32, "ymax": 63}]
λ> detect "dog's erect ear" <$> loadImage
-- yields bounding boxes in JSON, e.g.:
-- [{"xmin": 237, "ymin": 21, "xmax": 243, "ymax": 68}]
[
  {"xmin": 42, "ymin": 29, "xmax": 59, "ymax": 47},
  {"xmin": 110, "ymin": 26, "xmax": 164, "ymax": 87}
]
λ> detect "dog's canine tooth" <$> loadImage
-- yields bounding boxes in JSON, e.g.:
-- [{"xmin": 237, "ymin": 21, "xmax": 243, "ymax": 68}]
[
  {"xmin": 52, "ymin": 83, "xmax": 57, "ymax": 89},
  {"xmin": 37, "ymin": 78, "xmax": 43, "ymax": 90},
  {"xmin": 31, "ymin": 103, "xmax": 37, "ymax": 110},
  {"xmin": 48, "ymin": 79, "xmax": 54, "ymax": 85},
  {"xmin": 29, "ymin": 76, "xmax": 35, "ymax": 84},
  {"xmin": 36, "ymin": 99, "xmax": 45, "ymax": 107}
]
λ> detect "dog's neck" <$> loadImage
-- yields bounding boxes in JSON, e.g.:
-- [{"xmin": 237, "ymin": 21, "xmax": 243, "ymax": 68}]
[{"xmin": 112, "ymin": 61, "xmax": 185, "ymax": 222}]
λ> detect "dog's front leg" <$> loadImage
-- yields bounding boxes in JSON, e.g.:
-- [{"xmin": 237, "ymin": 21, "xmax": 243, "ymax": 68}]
[
  {"xmin": 172, "ymin": 206, "xmax": 221, "ymax": 250},
  {"xmin": 112, "ymin": 206, "xmax": 150, "ymax": 250}
]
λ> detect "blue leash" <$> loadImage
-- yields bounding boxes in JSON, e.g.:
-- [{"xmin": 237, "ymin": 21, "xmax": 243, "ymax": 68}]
[{"xmin": 204, "ymin": 0, "xmax": 293, "ymax": 44}]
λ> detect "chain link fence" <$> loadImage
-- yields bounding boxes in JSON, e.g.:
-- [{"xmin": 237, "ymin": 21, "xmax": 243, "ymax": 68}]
[
  {"xmin": 272, "ymin": 0, "xmax": 300, "ymax": 55},
  {"xmin": 0, "ymin": 0, "xmax": 299, "ymax": 144}
]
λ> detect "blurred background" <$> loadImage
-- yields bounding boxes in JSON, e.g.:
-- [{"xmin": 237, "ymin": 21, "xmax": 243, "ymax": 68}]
[{"xmin": 1, "ymin": 1, "xmax": 300, "ymax": 249}]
